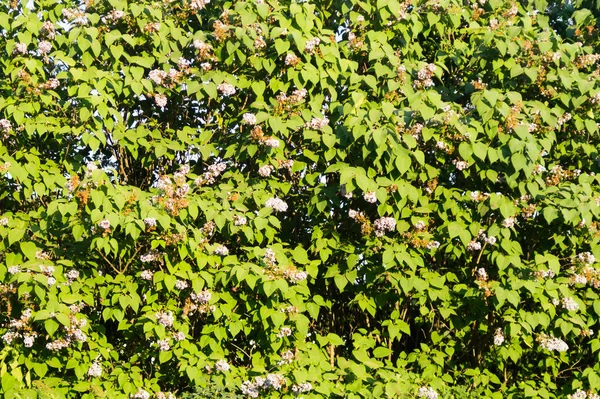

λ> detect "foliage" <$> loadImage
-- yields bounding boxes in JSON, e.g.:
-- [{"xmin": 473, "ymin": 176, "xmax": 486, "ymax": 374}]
[{"xmin": 1, "ymin": 0, "xmax": 600, "ymax": 398}]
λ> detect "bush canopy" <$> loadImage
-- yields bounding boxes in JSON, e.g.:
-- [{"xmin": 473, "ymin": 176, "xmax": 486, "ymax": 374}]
[{"xmin": 1, "ymin": 0, "xmax": 600, "ymax": 398}]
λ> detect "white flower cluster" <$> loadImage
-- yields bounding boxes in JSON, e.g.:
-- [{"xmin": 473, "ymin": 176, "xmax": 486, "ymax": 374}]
[
  {"xmin": 98, "ymin": 219, "xmax": 111, "ymax": 230},
  {"xmin": 278, "ymin": 349, "xmax": 295, "ymax": 365},
  {"xmin": 485, "ymin": 236, "xmax": 497, "ymax": 245},
  {"xmin": 62, "ymin": 8, "xmax": 88, "ymax": 25},
  {"xmin": 241, "ymin": 374, "xmax": 286, "ymax": 398},
  {"xmin": 38, "ymin": 41, "xmax": 52, "ymax": 55},
  {"xmin": 175, "ymin": 279, "xmax": 189, "ymax": 290},
  {"xmin": 363, "ymin": 191, "xmax": 377, "ymax": 203},
  {"xmin": 218, "ymin": 82, "xmax": 236, "ymax": 97},
  {"xmin": 43, "ymin": 78, "xmax": 60, "ymax": 90},
  {"xmin": 263, "ymin": 137, "xmax": 280, "ymax": 148},
  {"xmin": 307, "ymin": 117, "xmax": 329, "ymax": 130},
  {"xmin": 156, "ymin": 311, "xmax": 175, "ymax": 327},
  {"xmin": 477, "ymin": 268, "xmax": 488, "ymax": 281},
  {"xmin": 290, "ymin": 88, "xmax": 308, "ymax": 102},
  {"xmin": 214, "ymin": 245, "xmax": 229, "ymax": 256},
  {"xmin": 557, "ymin": 112, "xmax": 572, "ymax": 127},
  {"xmin": 414, "ymin": 63, "xmax": 437, "ymax": 89},
  {"xmin": 190, "ymin": 289, "xmax": 212, "ymax": 304},
  {"xmin": 505, "ymin": 3, "xmax": 518, "ymax": 17},
  {"xmin": 141, "ymin": 270, "xmax": 154, "ymax": 280},
  {"xmin": 156, "ymin": 392, "xmax": 176, "ymax": 399},
  {"xmin": 493, "ymin": 328, "xmax": 505, "ymax": 346},
  {"xmin": 292, "ymin": 382, "xmax": 312, "ymax": 394},
  {"xmin": 538, "ymin": 334, "xmax": 569, "ymax": 352},
  {"xmin": 156, "ymin": 338, "xmax": 170, "ymax": 351},
  {"xmin": 502, "ymin": 217, "xmax": 516, "ymax": 228},
  {"xmin": 278, "ymin": 160, "xmax": 294, "ymax": 172},
  {"xmin": 569, "ymin": 389, "xmax": 600, "ymax": 399},
  {"xmin": 87, "ymin": 361, "xmax": 103, "ymax": 377},
  {"xmin": 254, "ymin": 36, "xmax": 266, "ymax": 50},
  {"xmin": 533, "ymin": 269, "xmax": 556, "ymax": 279},
  {"xmin": 265, "ymin": 197, "xmax": 288, "ymax": 212},
  {"xmin": 470, "ymin": 191, "xmax": 490, "ymax": 202},
  {"xmin": 14, "ymin": 42, "xmax": 28, "ymax": 55},
  {"xmin": 304, "ymin": 38, "xmax": 320, "ymax": 54},
  {"xmin": 570, "ymin": 261, "xmax": 600, "ymax": 288},
  {"xmin": 417, "ymin": 386, "xmax": 438, "ymax": 399},
  {"xmin": 242, "ymin": 112, "xmax": 257, "ymax": 125},
  {"xmin": 46, "ymin": 316, "xmax": 88, "ymax": 351},
  {"xmin": 131, "ymin": 389, "xmax": 151, "ymax": 399},
  {"xmin": 69, "ymin": 303, "xmax": 86, "ymax": 314},
  {"xmin": 101, "ymin": 9, "xmax": 125, "ymax": 24},
  {"xmin": 264, "ymin": 248, "xmax": 277, "ymax": 266},
  {"xmin": 215, "ymin": 359, "xmax": 230, "ymax": 372},
  {"xmin": 413, "ymin": 220, "xmax": 426, "ymax": 230},
  {"xmin": 0, "ymin": 119, "xmax": 11, "ymax": 134},
  {"xmin": 453, "ymin": 159, "xmax": 469, "ymax": 171},
  {"xmin": 148, "ymin": 69, "xmax": 168, "ymax": 85},
  {"xmin": 40, "ymin": 265, "xmax": 56, "ymax": 286},
  {"xmin": 140, "ymin": 251, "xmax": 159, "ymax": 263},
  {"xmin": 374, "ymin": 217, "xmax": 396, "ymax": 237},
  {"xmin": 258, "ymin": 165, "xmax": 274, "ymax": 177},
  {"xmin": 285, "ymin": 53, "xmax": 300, "ymax": 66},
  {"xmin": 577, "ymin": 252, "xmax": 596, "ymax": 266},
  {"xmin": 193, "ymin": 39, "xmax": 212, "ymax": 55},
  {"xmin": 280, "ymin": 305, "xmax": 298, "ymax": 314},
  {"xmin": 561, "ymin": 297, "xmax": 579, "ymax": 312},
  {"xmin": 2, "ymin": 309, "xmax": 36, "ymax": 346},
  {"xmin": 277, "ymin": 326, "xmax": 293, "ymax": 338},
  {"xmin": 86, "ymin": 162, "xmax": 98, "ymax": 176},
  {"xmin": 178, "ymin": 57, "xmax": 190, "ymax": 70},
  {"xmin": 188, "ymin": 289, "xmax": 216, "ymax": 316},
  {"xmin": 283, "ymin": 269, "xmax": 308, "ymax": 283},
  {"xmin": 470, "ymin": 230, "xmax": 496, "ymax": 249},
  {"xmin": 196, "ymin": 162, "xmax": 227, "ymax": 185},
  {"xmin": 154, "ymin": 93, "xmax": 168, "ymax": 108},
  {"xmin": 202, "ymin": 221, "xmax": 215, "ymax": 237},
  {"xmin": 65, "ymin": 269, "xmax": 79, "ymax": 283},
  {"xmin": 240, "ymin": 381, "xmax": 259, "ymax": 398},
  {"xmin": 190, "ymin": 0, "xmax": 210, "ymax": 10},
  {"xmin": 276, "ymin": 89, "xmax": 303, "ymax": 104},
  {"xmin": 144, "ymin": 218, "xmax": 157, "ymax": 228},
  {"xmin": 528, "ymin": 122, "xmax": 538, "ymax": 133},
  {"xmin": 234, "ymin": 215, "xmax": 247, "ymax": 226},
  {"xmin": 467, "ymin": 241, "xmax": 482, "ymax": 251},
  {"xmin": 426, "ymin": 241, "xmax": 441, "ymax": 249},
  {"xmin": 532, "ymin": 164, "xmax": 547, "ymax": 175},
  {"xmin": 489, "ymin": 18, "xmax": 499, "ymax": 30}
]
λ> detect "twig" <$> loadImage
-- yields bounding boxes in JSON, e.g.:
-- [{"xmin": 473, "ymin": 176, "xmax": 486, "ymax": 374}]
[
  {"xmin": 95, "ymin": 248, "xmax": 120, "ymax": 274},
  {"xmin": 121, "ymin": 246, "xmax": 143, "ymax": 273},
  {"xmin": 229, "ymin": 341, "xmax": 251, "ymax": 359}
]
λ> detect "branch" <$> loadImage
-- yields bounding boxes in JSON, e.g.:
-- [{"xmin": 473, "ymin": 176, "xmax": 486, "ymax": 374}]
[
  {"xmin": 121, "ymin": 245, "xmax": 143, "ymax": 274},
  {"xmin": 95, "ymin": 248, "xmax": 120, "ymax": 274}
]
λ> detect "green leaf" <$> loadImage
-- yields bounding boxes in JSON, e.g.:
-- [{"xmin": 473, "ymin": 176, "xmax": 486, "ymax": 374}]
[
  {"xmin": 20, "ymin": 242, "xmax": 37, "ymax": 260},
  {"xmin": 45, "ymin": 319, "xmax": 60, "ymax": 336},
  {"xmin": 373, "ymin": 346, "xmax": 391, "ymax": 358}
]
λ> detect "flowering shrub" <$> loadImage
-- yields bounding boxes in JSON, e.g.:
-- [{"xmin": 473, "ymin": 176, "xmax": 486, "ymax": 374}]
[{"xmin": 1, "ymin": 0, "xmax": 600, "ymax": 398}]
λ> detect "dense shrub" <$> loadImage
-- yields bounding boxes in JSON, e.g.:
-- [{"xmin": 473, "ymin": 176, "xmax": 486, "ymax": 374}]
[{"xmin": 1, "ymin": 0, "xmax": 600, "ymax": 398}]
